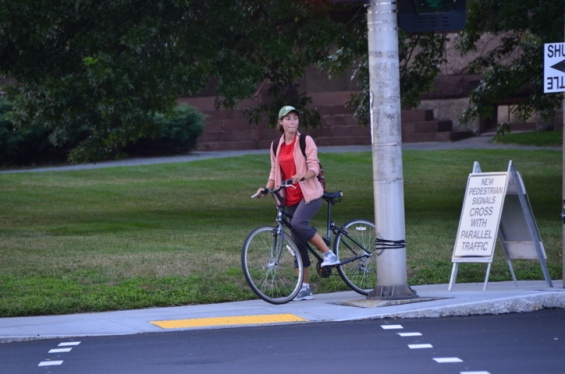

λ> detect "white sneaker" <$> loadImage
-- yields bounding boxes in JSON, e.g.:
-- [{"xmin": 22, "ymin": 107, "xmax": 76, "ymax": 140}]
[
  {"xmin": 293, "ymin": 287, "xmax": 313, "ymax": 301},
  {"xmin": 321, "ymin": 251, "xmax": 339, "ymax": 267}
]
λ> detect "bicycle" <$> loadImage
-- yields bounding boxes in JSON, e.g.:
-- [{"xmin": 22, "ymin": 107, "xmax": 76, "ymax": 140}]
[{"xmin": 241, "ymin": 179, "xmax": 377, "ymax": 304}]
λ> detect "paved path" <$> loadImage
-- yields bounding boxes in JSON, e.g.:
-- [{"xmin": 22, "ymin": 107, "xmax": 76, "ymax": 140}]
[{"xmin": 0, "ymin": 133, "xmax": 561, "ymax": 175}]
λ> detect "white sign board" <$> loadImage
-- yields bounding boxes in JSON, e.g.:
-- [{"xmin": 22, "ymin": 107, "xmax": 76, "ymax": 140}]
[
  {"xmin": 544, "ymin": 42, "xmax": 565, "ymax": 93},
  {"xmin": 449, "ymin": 162, "xmax": 553, "ymax": 291},
  {"xmin": 452, "ymin": 172, "xmax": 508, "ymax": 259}
]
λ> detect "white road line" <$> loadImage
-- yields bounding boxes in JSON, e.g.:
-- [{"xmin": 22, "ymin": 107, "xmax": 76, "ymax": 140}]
[
  {"xmin": 38, "ymin": 361, "xmax": 63, "ymax": 367},
  {"xmin": 408, "ymin": 343, "xmax": 433, "ymax": 349},
  {"xmin": 461, "ymin": 372, "xmax": 491, "ymax": 374},
  {"xmin": 434, "ymin": 357, "xmax": 463, "ymax": 363},
  {"xmin": 49, "ymin": 348, "xmax": 72, "ymax": 353},
  {"xmin": 398, "ymin": 332, "xmax": 422, "ymax": 337},
  {"xmin": 59, "ymin": 341, "xmax": 81, "ymax": 346},
  {"xmin": 381, "ymin": 324, "xmax": 403, "ymax": 330}
]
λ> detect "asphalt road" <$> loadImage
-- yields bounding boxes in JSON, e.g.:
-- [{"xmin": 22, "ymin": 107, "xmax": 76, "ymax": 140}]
[{"xmin": 3, "ymin": 308, "xmax": 564, "ymax": 374}]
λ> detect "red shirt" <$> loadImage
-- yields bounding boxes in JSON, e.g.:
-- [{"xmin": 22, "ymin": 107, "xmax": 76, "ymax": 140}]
[{"xmin": 279, "ymin": 137, "xmax": 303, "ymax": 206}]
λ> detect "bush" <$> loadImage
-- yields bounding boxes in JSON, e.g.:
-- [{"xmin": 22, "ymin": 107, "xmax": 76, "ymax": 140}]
[
  {"xmin": 0, "ymin": 98, "xmax": 66, "ymax": 166},
  {"xmin": 0, "ymin": 102, "xmax": 205, "ymax": 167},
  {"xmin": 125, "ymin": 104, "xmax": 206, "ymax": 157}
]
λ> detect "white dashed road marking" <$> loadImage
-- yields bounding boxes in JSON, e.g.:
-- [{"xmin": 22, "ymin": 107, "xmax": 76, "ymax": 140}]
[
  {"xmin": 381, "ymin": 324, "xmax": 403, "ymax": 330},
  {"xmin": 38, "ymin": 360, "xmax": 64, "ymax": 367},
  {"xmin": 49, "ymin": 348, "xmax": 73, "ymax": 353},
  {"xmin": 433, "ymin": 357, "xmax": 463, "ymax": 363},
  {"xmin": 381, "ymin": 323, "xmax": 491, "ymax": 373},
  {"xmin": 38, "ymin": 341, "xmax": 81, "ymax": 367},
  {"xmin": 408, "ymin": 343, "xmax": 433, "ymax": 349},
  {"xmin": 398, "ymin": 332, "xmax": 422, "ymax": 337},
  {"xmin": 59, "ymin": 341, "xmax": 81, "ymax": 346}
]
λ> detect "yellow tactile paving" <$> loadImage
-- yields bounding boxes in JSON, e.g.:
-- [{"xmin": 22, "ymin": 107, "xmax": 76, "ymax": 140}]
[{"xmin": 150, "ymin": 314, "xmax": 307, "ymax": 329}]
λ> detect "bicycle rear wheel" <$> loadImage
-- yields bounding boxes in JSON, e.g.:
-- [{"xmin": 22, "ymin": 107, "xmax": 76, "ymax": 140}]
[
  {"xmin": 241, "ymin": 226, "xmax": 303, "ymax": 304},
  {"xmin": 334, "ymin": 219, "xmax": 376, "ymax": 295}
]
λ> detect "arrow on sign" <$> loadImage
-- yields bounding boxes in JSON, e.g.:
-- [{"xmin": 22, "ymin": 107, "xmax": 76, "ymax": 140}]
[{"xmin": 551, "ymin": 59, "xmax": 565, "ymax": 73}]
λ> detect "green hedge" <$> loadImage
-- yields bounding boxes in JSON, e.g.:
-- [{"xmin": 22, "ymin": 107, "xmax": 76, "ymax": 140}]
[
  {"xmin": 0, "ymin": 98, "xmax": 60, "ymax": 166},
  {"xmin": 125, "ymin": 104, "xmax": 205, "ymax": 157},
  {"xmin": 0, "ymin": 100, "xmax": 205, "ymax": 166}
]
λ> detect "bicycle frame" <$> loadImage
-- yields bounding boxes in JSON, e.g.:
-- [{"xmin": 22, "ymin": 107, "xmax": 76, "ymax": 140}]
[{"xmin": 268, "ymin": 184, "xmax": 371, "ymax": 271}]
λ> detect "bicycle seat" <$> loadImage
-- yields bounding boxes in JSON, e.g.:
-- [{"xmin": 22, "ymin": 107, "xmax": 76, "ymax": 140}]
[{"xmin": 322, "ymin": 191, "xmax": 343, "ymax": 204}]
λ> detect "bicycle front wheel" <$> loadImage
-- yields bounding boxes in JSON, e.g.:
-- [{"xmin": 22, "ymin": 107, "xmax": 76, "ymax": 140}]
[
  {"xmin": 334, "ymin": 219, "xmax": 376, "ymax": 295},
  {"xmin": 241, "ymin": 226, "xmax": 304, "ymax": 304}
]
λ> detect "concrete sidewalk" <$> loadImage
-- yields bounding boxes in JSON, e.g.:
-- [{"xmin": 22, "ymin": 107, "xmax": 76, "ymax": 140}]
[{"xmin": 1, "ymin": 280, "xmax": 564, "ymax": 343}]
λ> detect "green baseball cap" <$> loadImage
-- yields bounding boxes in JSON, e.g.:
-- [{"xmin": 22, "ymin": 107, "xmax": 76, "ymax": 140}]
[{"xmin": 278, "ymin": 105, "xmax": 300, "ymax": 118}]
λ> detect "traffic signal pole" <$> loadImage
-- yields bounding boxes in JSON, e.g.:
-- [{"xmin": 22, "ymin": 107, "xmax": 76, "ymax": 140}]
[{"xmin": 366, "ymin": 0, "xmax": 417, "ymax": 299}]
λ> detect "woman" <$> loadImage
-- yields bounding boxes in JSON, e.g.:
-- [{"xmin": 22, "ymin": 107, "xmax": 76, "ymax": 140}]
[{"xmin": 255, "ymin": 105, "xmax": 339, "ymax": 301}]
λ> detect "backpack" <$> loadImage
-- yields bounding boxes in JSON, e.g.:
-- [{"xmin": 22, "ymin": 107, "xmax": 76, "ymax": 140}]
[{"xmin": 271, "ymin": 134, "xmax": 326, "ymax": 192}]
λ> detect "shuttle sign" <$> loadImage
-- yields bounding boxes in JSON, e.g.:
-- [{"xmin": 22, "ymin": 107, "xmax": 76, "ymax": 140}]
[{"xmin": 544, "ymin": 43, "xmax": 565, "ymax": 93}]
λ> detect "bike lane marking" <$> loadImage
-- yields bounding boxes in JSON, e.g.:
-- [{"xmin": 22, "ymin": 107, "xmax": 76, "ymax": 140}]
[
  {"xmin": 38, "ymin": 341, "xmax": 81, "ymax": 367},
  {"xmin": 150, "ymin": 314, "xmax": 307, "ymax": 329},
  {"xmin": 382, "ymin": 323, "xmax": 491, "ymax": 374}
]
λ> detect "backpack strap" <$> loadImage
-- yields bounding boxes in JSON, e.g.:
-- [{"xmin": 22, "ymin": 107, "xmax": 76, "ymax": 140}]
[
  {"xmin": 298, "ymin": 133, "xmax": 307, "ymax": 158},
  {"xmin": 271, "ymin": 137, "xmax": 281, "ymax": 157}
]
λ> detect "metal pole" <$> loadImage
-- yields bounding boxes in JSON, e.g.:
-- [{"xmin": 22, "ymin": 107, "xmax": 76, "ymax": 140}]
[{"xmin": 366, "ymin": 0, "xmax": 416, "ymax": 299}]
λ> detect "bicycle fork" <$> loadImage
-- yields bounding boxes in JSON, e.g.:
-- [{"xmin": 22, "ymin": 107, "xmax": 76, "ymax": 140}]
[{"xmin": 266, "ymin": 224, "xmax": 296, "ymax": 268}]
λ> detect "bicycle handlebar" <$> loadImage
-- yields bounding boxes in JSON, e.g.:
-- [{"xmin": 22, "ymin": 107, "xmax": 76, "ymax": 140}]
[
  {"xmin": 251, "ymin": 188, "xmax": 269, "ymax": 199},
  {"xmin": 251, "ymin": 179, "xmax": 295, "ymax": 199}
]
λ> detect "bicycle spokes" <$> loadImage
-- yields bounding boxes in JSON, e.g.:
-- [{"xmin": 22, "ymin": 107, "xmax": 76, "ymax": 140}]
[
  {"xmin": 241, "ymin": 226, "xmax": 303, "ymax": 304},
  {"xmin": 334, "ymin": 219, "xmax": 377, "ymax": 295}
]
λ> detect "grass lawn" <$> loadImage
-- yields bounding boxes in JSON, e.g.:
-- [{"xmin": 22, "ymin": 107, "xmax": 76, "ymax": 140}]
[
  {"xmin": 0, "ymin": 142, "xmax": 562, "ymax": 316},
  {"xmin": 493, "ymin": 128, "xmax": 563, "ymax": 146}
]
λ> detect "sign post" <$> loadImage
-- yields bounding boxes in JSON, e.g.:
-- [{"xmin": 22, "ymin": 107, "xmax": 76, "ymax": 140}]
[{"xmin": 449, "ymin": 161, "xmax": 553, "ymax": 291}]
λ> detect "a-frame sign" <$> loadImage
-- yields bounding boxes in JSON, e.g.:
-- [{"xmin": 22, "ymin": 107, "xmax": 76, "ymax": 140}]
[{"xmin": 449, "ymin": 161, "xmax": 553, "ymax": 291}]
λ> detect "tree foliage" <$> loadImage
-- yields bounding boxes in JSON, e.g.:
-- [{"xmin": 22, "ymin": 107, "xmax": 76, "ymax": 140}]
[
  {"xmin": 345, "ymin": 31, "xmax": 447, "ymax": 124},
  {"xmin": 456, "ymin": 0, "xmax": 564, "ymax": 124},
  {"xmin": 0, "ymin": 0, "xmax": 448, "ymax": 162}
]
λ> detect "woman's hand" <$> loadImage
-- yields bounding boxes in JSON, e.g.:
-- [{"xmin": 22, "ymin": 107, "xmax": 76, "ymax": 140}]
[
  {"xmin": 255, "ymin": 187, "xmax": 268, "ymax": 198},
  {"xmin": 292, "ymin": 171, "xmax": 313, "ymax": 183}
]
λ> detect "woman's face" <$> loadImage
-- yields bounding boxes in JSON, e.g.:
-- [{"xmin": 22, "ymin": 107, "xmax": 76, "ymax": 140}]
[{"xmin": 279, "ymin": 112, "xmax": 299, "ymax": 134}]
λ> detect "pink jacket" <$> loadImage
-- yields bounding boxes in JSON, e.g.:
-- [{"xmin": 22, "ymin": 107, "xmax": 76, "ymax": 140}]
[{"xmin": 269, "ymin": 132, "xmax": 324, "ymax": 203}]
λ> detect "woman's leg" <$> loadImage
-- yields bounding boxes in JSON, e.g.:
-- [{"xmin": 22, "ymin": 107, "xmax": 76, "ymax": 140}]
[
  {"xmin": 291, "ymin": 198, "xmax": 338, "ymax": 267},
  {"xmin": 286, "ymin": 204, "xmax": 312, "ymax": 270},
  {"xmin": 308, "ymin": 232, "xmax": 330, "ymax": 253},
  {"xmin": 290, "ymin": 198, "xmax": 329, "ymax": 252}
]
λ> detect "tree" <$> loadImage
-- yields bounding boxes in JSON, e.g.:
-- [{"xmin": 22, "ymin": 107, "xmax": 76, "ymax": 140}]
[
  {"xmin": 1, "ymin": 1, "xmax": 276, "ymax": 162},
  {"xmin": 0, "ymin": 0, "xmax": 448, "ymax": 162},
  {"xmin": 0, "ymin": 1, "xmax": 348, "ymax": 162},
  {"xmin": 455, "ymin": 0, "xmax": 564, "ymax": 127}
]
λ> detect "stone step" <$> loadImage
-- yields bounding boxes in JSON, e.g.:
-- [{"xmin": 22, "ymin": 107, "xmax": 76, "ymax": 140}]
[
  {"xmin": 197, "ymin": 140, "xmax": 260, "ymax": 151},
  {"xmin": 401, "ymin": 109, "xmax": 434, "ymax": 122},
  {"xmin": 314, "ymin": 136, "xmax": 372, "ymax": 147},
  {"xmin": 402, "ymin": 120, "xmax": 452, "ymax": 134},
  {"xmin": 402, "ymin": 130, "xmax": 474, "ymax": 143},
  {"xmin": 185, "ymin": 96, "xmax": 472, "ymax": 151}
]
